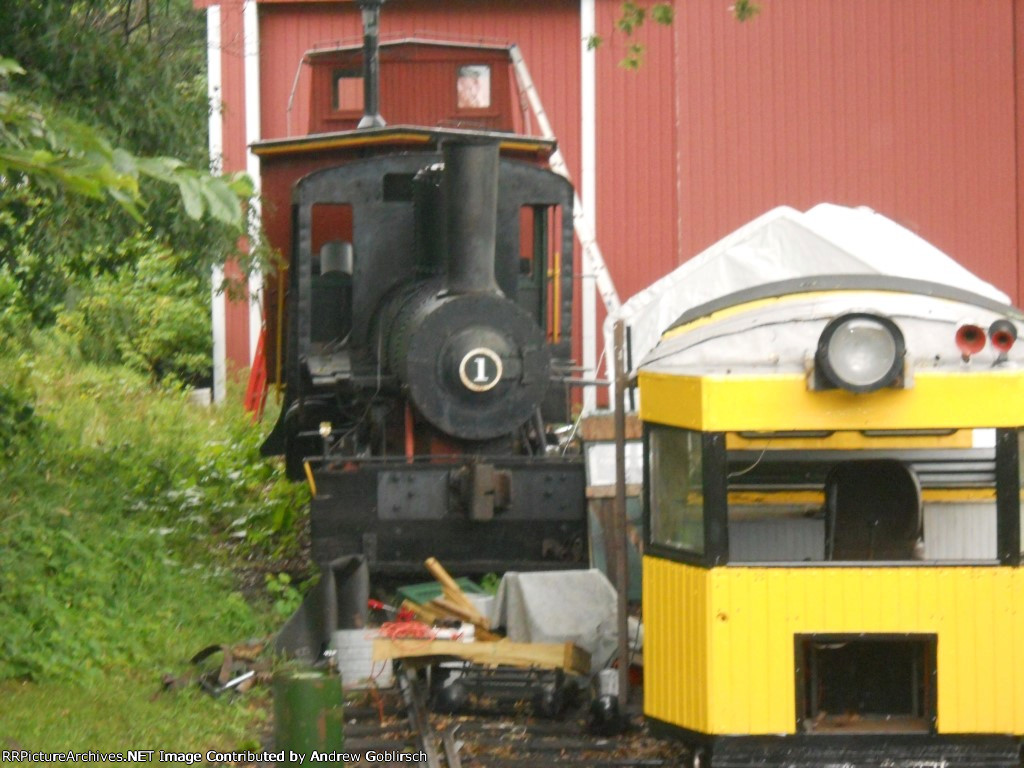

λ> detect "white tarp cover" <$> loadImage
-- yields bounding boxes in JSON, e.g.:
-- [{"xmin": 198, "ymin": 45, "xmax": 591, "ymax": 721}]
[{"xmin": 604, "ymin": 204, "xmax": 1010, "ymax": 379}]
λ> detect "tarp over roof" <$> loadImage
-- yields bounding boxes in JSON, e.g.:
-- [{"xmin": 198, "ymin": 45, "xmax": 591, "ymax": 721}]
[{"xmin": 605, "ymin": 203, "xmax": 1011, "ymax": 377}]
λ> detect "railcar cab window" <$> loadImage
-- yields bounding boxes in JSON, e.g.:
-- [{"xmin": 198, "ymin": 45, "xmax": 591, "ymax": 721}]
[
  {"xmin": 725, "ymin": 430, "xmax": 1004, "ymax": 564},
  {"xmin": 649, "ymin": 425, "xmax": 705, "ymax": 555}
]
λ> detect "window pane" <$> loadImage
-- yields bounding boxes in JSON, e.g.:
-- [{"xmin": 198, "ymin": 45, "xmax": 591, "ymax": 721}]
[
  {"xmin": 332, "ymin": 69, "xmax": 363, "ymax": 112},
  {"xmin": 457, "ymin": 65, "xmax": 491, "ymax": 109},
  {"xmin": 650, "ymin": 426, "xmax": 704, "ymax": 553}
]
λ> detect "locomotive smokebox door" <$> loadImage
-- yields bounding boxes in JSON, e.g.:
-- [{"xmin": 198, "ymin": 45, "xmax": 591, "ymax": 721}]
[{"xmin": 459, "ymin": 348, "xmax": 502, "ymax": 392}]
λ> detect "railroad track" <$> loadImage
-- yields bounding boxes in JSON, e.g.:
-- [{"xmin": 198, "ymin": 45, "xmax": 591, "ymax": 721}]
[{"xmin": 341, "ymin": 667, "xmax": 686, "ymax": 768}]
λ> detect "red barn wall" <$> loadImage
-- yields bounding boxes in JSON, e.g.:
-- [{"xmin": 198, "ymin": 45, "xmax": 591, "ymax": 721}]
[
  {"xmin": 668, "ymin": 0, "xmax": 1020, "ymax": 301},
  {"xmin": 202, "ymin": 0, "xmax": 1024, "ymax": 382}
]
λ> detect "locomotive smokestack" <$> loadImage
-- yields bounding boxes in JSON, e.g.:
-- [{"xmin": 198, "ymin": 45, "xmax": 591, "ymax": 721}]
[
  {"xmin": 443, "ymin": 140, "xmax": 500, "ymax": 294},
  {"xmin": 357, "ymin": 0, "xmax": 385, "ymax": 129}
]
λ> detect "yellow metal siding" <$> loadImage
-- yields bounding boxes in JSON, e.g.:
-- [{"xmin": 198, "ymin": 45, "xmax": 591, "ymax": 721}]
[
  {"xmin": 638, "ymin": 370, "xmax": 1024, "ymax": 432},
  {"xmin": 643, "ymin": 557, "xmax": 709, "ymax": 732},
  {"xmin": 644, "ymin": 558, "xmax": 1024, "ymax": 736}
]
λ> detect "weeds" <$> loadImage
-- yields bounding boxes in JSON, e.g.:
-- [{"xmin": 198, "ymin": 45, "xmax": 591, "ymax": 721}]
[{"xmin": 1, "ymin": 332, "xmax": 309, "ymax": 748}]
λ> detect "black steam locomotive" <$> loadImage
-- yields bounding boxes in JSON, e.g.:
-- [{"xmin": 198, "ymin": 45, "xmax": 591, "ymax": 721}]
[
  {"xmin": 258, "ymin": 133, "xmax": 587, "ymax": 573},
  {"xmin": 251, "ymin": 1, "xmax": 588, "ymax": 574}
]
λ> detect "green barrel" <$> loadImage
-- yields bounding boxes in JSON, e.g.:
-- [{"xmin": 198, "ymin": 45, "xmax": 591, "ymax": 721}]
[{"xmin": 273, "ymin": 668, "xmax": 345, "ymax": 765}]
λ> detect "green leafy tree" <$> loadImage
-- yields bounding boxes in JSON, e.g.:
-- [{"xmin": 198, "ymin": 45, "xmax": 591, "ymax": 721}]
[{"xmin": 0, "ymin": 56, "xmax": 250, "ymax": 250}]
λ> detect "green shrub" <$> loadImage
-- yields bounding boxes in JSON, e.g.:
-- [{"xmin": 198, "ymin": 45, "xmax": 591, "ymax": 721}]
[
  {"xmin": 0, "ymin": 355, "xmax": 35, "ymax": 455},
  {"xmin": 58, "ymin": 234, "xmax": 211, "ymax": 384},
  {"xmin": 0, "ymin": 264, "xmax": 35, "ymax": 350},
  {"xmin": 0, "ymin": 336, "xmax": 309, "ymax": 683}
]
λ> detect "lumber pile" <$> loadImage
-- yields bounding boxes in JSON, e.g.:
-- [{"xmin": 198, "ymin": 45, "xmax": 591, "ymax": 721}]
[
  {"xmin": 372, "ymin": 637, "xmax": 590, "ymax": 676},
  {"xmin": 373, "ymin": 557, "xmax": 591, "ymax": 676}
]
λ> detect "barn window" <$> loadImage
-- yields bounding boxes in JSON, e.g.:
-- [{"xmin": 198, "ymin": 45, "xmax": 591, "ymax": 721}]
[{"xmin": 456, "ymin": 64, "xmax": 491, "ymax": 109}]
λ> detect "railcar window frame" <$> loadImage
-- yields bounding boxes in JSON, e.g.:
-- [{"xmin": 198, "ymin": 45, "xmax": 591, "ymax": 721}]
[{"xmin": 644, "ymin": 425, "xmax": 728, "ymax": 567}]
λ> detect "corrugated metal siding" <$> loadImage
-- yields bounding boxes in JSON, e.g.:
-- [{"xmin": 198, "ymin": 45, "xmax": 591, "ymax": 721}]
[
  {"xmin": 220, "ymin": 0, "xmax": 1024, "ymax": 377},
  {"xmin": 729, "ymin": 518, "xmax": 825, "ymax": 562},
  {"xmin": 671, "ymin": 0, "xmax": 1019, "ymax": 302},
  {"xmin": 643, "ymin": 556, "xmax": 709, "ymax": 733},
  {"xmin": 1016, "ymin": 0, "xmax": 1024, "ymax": 305},
  {"xmin": 594, "ymin": 3, "xmax": 678, "ymax": 303},
  {"xmin": 647, "ymin": 559, "xmax": 1024, "ymax": 737},
  {"xmin": 258, "ymin": 0, "xmax": 581, "ymax": 179},
  {"xmin": 923, "ymin": 502, "xmax": 997, "ymax": 560},
  {"xmin": 706, "ymin": 565, "xmax": 1024, "ymax": 735}
]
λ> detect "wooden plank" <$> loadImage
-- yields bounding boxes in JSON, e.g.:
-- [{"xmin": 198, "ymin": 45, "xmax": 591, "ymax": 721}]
[
  {"xmin": 373, "ymin": 638, "xmax": 591, "ymax": 675},
  {"xmin": 586, "ymin": 483, "xmax": 642, "ymax": 499},
  {"xmin": 424, "ymin": 557, "xmax": 489, "ymax": 627},
  {"xmin": 578, "ymin": 412, "xmax": 641, "ymax": 442}
]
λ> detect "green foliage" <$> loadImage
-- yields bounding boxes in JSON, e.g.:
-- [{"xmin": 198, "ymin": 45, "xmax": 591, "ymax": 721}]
[
  {"xmin": 0, "ymin": 0, "xmax": 256, "ymax": 335},
  {"xmin": 0, "ymin": 336, "xmax": 308, "ymax": 684},
  {"xmin": 0, "ymin": 56, "xmax": 252, "ymax": 228},
  {"xmin": 265, "ymin": 573, "xmax": 306, "ymax": 620},
  {"xmin": 731, "ymin": 0, "xmax": 762, "ymax": 22},
  {"xmin": 0, "ymin": 264, "xmax": 34, "ymax": 350},
  {"xmin": 479, "ymin": 572, "xmax": 502, "ymax": 596},
  {"xmin": 57, "ymin": 234, "xmax": 211, "ymax": 383},
  {"xmin": 589, "ymin": 1, "xmax": 758, "ymax": 69},
  {"xmin": 0, "ymin": 679, "xmax": 270, "ymax": 754},
  {"xmin": 0, "ymin": 357, "xmax": 35, "ymax": 455}
]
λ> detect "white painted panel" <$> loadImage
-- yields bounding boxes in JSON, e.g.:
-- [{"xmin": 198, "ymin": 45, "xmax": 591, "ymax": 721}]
[
  {"xmin": 730, "ymin": 518, "xmax": 825, "ymax": 562},
  {"xmin": 922, "ymin": 502, "xmax": 996, "ymax": 560}
]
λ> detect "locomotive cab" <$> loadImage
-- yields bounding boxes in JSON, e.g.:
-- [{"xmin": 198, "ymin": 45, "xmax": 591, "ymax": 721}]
[{"xmin": 639, "ymin": 275, "xmax": 1024, "ymax": 767}]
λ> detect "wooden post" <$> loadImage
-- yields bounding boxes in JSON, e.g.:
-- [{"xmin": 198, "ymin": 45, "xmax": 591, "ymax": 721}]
[{"xmin": 612, "ymin": 320, "xmax": 629, "ymax": 711}]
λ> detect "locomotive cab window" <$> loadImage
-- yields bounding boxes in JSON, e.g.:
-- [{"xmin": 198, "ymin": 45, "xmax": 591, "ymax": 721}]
[
  {"xmin": 517, "ymin": 205, "xmax": 564, "ymax": 342},
  {"xmin": 308, "ymin": 203, "xmax": 354, "ymax": 349}
]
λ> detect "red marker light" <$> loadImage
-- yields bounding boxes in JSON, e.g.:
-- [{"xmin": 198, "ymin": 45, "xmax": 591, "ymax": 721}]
[
  {"xmin": 955, "ymin": 324, "xmax": 986, "ymax": 357},
  {"xmin": 989, "ymin": 319, "xmax": 1017, "ymax": 354}
]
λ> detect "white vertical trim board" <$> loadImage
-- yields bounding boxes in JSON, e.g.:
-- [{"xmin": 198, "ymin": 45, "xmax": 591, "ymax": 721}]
[
  {"xmin": 243, "ymin": 0, "xmax": 263, "ymax": 365},
  {"xmin": 207, "ymin": 5, "xmax": 227, "ymax": 403},
  {"xmin": 580, "ymin": 0, "xmax": 598, "ymax": 411}
]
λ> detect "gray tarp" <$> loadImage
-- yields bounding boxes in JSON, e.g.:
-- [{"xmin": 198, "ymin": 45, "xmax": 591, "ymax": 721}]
[{"xmin": 491, "ymin": 569, "xmax": 618, "ymax": 671}]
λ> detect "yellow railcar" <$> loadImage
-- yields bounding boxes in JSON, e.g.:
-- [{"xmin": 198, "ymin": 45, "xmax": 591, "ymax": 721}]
[{"xmin": 638, "ymin": 274, "xmax": 1024, "ymax": 768}]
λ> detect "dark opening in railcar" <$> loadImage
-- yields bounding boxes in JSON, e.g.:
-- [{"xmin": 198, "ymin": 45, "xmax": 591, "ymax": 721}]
[{"xmin": 797, "ymin": 634, "xmax": 936, "ymax": 735}]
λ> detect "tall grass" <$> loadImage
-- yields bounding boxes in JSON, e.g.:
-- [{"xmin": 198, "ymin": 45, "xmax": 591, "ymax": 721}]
[{"xmin": 0, "ymin": 333, "xmax": 308, "ymax": 750}]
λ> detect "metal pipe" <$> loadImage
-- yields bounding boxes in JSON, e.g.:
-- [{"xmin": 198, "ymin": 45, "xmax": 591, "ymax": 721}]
[
  {"xmin": 612, "ymin": 319, "xmax": 629, "ymax": 712},
  {"xmin": 357, "ymin": 0, "xmax": 386, "ymax": 129}
]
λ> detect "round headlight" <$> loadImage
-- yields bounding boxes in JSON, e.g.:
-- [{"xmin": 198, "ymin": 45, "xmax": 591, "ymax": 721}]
[{"xmin": 816, "ymin": 313, "xmax": 905, "ymax": 393}]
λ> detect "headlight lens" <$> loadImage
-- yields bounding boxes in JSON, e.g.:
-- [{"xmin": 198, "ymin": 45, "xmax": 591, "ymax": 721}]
[{"xmin": 817, "ymin": 314, "xmax": 904, "ymax": 393}]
